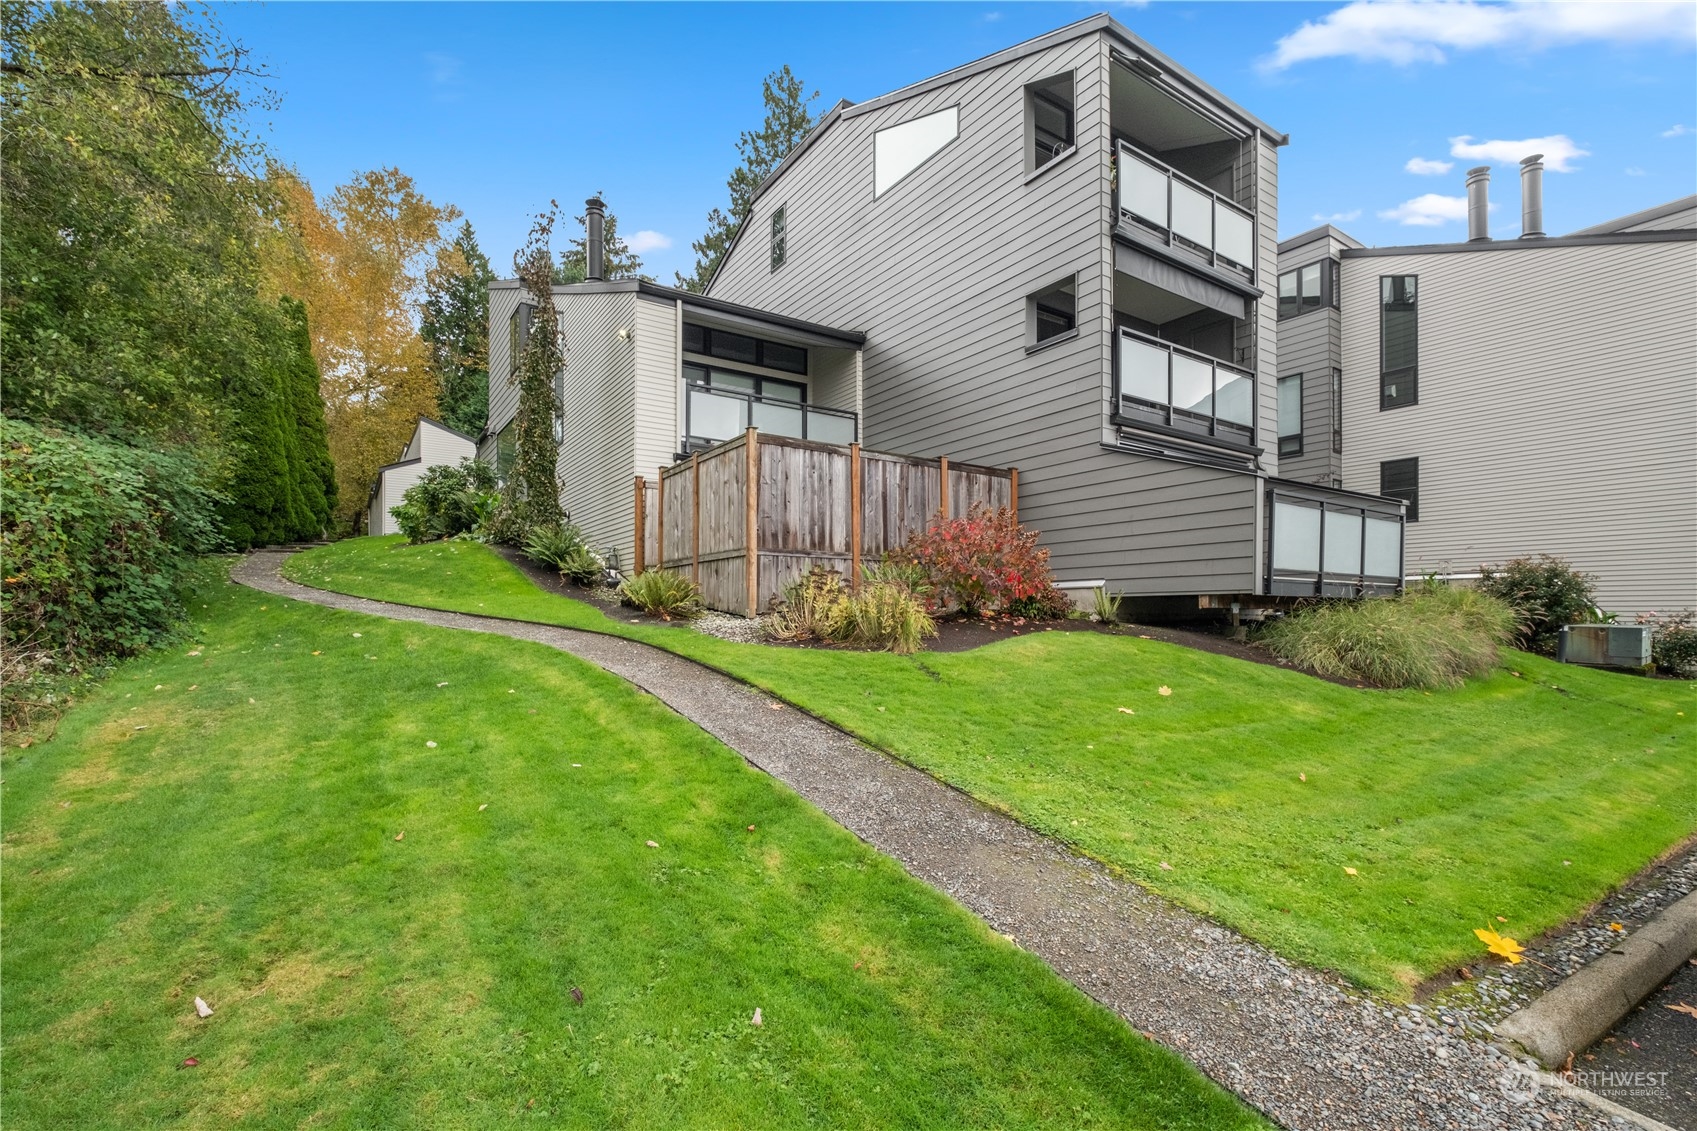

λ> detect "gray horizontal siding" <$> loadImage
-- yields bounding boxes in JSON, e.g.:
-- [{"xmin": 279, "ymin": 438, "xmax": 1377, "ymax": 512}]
[
  {"xmin": 1339, "ymin": 240, "xmax": 1697, "ymax": 614},
  {"xmin": 708, "ymin": 30, "xmax": 1269, "ymax": 596}
]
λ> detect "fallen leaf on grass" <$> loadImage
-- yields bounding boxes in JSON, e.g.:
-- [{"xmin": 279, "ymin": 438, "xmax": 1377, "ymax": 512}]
[
  {"xmin": 187, "ymin": 651, "xmax": 202, "ymax": 658},
  {"xmin": 1608, "ymin": 922, "xmax": 1624, "ymax": 932},
  {"xmin": 1157, "ymin": 686, "xmax": 1172, "ymax": 697},
  {"xmin": 1496, "ymin": 915, "xmax": 1507, "ymax": 922},
  {"xmin": 180, "ymin": 1058, "xmax": 199, "ymax": 1068},
  {"xmin": 478, "ymin": 804, "xmax": 488, "ymax": 812},
  {"xmin": 1474, "ymin": 927, "xmax": 1525, "ymax": 965},
  {"xmin": 1343, "ymin": 867, "xmax": 1358, "ymax": 876},
  {"xmin": 351, "ymin": 633, "xmax": 362, "ymax": 638},
  {"xmin": 1299, "ymin": 773, "xmax": 1307, "ymax": 782},
  {"xmin": 437, "ymin": 682, "xmax": 448, "ymax": 688},
  {"xmin": 1117, "ymin": 707, "xmax": 1135, "ymax": 715},
  {"xmin": 394, "ymin": 832, "xmax": 404, "ymax": 842},
  {"xmin": 187, "ymin": 685, "xmax": 198, "ymax": 691},
  {"xmin": 1158, "ymin": 861, "xmax": 1173, "ymax": 871},
  {"xmin": 154, "ymin": 684, "xmax": 163, "ymax": 691},
  {"xmin": 645, "ymin": 840, "xmax": 659, "ymax": 848},
  {"xmin": 311, "ymin": 651, "xmax": 322, "ymax": 656},
  {"xmin": 746, "ymin": 825, "xmax": 756, "ymax": 832},
  {"xmin": 570, "ymin": 987, "xmax": 584, "ymax": 1005},
  {"xmin": 194, "ymin": 997, "xmax": 213, "ymax": 1018},
  {"xmin": 425, "ymin": 741, "xmax": 437, "ymax": 748},
  {"xmin": 767, "ymin": 702, "xmax": 782, "ymax": 711},
  {"xmin": 1664, "ymin": 1002, "xmax": 1697, "ymax": 1019},
  {"xmin": 750, "ymin": 1007, "xmax": 763, "ymax": 1027}
]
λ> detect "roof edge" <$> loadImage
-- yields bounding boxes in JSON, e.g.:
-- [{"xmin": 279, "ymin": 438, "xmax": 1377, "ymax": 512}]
[
  {"xmin": 1340, "ymin": 229, "xmax": 1696, "ymax": 258},
  {"xmin": 1565, "ymin": 193, "xmax": 1697, "ymax": 237},
  {"xmin": 1278, "ymin": 224, "xmax": 1364, "ymax": 255}
]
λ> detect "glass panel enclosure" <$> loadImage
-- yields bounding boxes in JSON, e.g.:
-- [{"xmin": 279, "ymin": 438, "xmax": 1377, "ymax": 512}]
[
  {"xmin": 1273, "ymin": 502, "xmax": 1321, "ymax": 573},
  {"xmin": 1120, "ymin": 154, "xmax": 1169, "ymax": 227},
  {"xmin": 1170, "ymin": 353, "xmax": 1214, "ymax": 415},
  {"xmin": 1215, "ymin": 370, "xmax": 1253, "ymax": 427},
  {"xmin": 751, "ymin": 400, "xmax": 805, "ymax": 438},
  {"xmin": 1117, "ymin": 328, "xmax": 1256, "ymax": 444},
  {"xmin": 1214, "ymin": 207, "xmax": 1254, "ymax": 269},
  {"xmin": 1323, "ymin": 511, "xmax": 1363, "ymax": 574},
  {"xmin": 1116, "ymin": 143, "xmax": 1255, "ymax": 279},
  {"xmin": 807, "ymin": 411, "xmax": 856, "ymax": 445},
  {"xmin": 1169, "ymin": 179, "xmax": 1213, "ymax": 247},
  {"xmin": 1364, "ymin": 517, "xmax": 1402, "ymax": 578},
  {"xmin": 689, "ymin": 388, "xmax": 747, "ymax": 442},
  {"xmin": 1119, "ymin": 336, "xmax": 1170, "ymax": 403}
]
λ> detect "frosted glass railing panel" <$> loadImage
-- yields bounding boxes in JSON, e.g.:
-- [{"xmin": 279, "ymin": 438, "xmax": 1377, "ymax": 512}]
[
  {"xmin": 1171, "ymin": 353, "xmax": 1214, "ymax": 415},
  {"xmin": 690, "ymin": 388, "xmax": 747, "ymax": 442},
  {"xmin": 1215, "ymin": 205, "xmax": 1255, "ymax": 268},
  {"xmin": 1169, "ymin": 180, "xmax": 1214, "ymax": 247},
  {"xmin": 1323, "ymin": 511, "xmax": 1363, "ymax": 575},
  {"xmin": 1120, "ymin": 156, "xmax": 1170, "ymax": 227},
  {"xmin": 807, "ymin": 411, "xmax": 856, "ymax": 445},
  {"xmin": 1119, "ymin": 336, "xmax": 1170, "ymax": 403},
  {"xmin": 1364, "ymin": 517, "xmax": 1403, "ymax": 578},
  {"xmin": 1215, "ymin": 370, "xmax": 1254, "ymax": 427},
  {"xmin": 1273, "ymin": 502, "xmax": 1321, "ymax": 573},
  {"xmin": 751, "ymin": 400, "xmax": 805, "ymax": 439}
]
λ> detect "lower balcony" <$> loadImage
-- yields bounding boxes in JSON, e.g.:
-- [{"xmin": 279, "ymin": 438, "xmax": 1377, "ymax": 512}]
[
  {"xmin": 1267, "ymin": 481, "xmax": 1406, "ymax": 597},
  {"xmin": 685, "ymin": 384, "xmax": 858, "ymax": 451},
  {"xmin": 1114, "ymin": 327, "xmax": 1256, "ymax": 448}
]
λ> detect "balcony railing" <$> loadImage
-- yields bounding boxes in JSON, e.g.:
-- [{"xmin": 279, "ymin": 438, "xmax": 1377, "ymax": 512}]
[
  {"xmin": 686, "ymin": 385, "xmax": 858, "ymax": 449},
  {"xmin": 1115, "ymin": 328, "xmax": 1256, "ymax": 447},
  {"xmin": 1116, "ymin": 142, "xmax": 1256, "ymax": 280},
  {"xmin": 1267, "ymin": 486, "xmax": 1405, "ymax": 598}
]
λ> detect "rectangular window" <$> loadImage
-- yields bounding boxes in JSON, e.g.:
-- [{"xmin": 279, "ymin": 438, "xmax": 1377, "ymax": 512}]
[
  {"xmin": 1331, "ymin": 368, "xmax": 1343, "ymax": 454},
  {"xmin": 770, "ymin": 205, "xmax": 787, "ymax": 272},
  {"xmin": 1277, "ymin": 260, "xmax": 1331, "ymax": 320},
  {"xmin": 1380, "ymin": 275, "xmax": 1418, "ymax": 409},
  {"xmin": 1380, "ymin": 457, "xmax": 1419, "ymax": 522},
  {"xmin": 683, "ymin": 325, "xmax": 809, "ymax": 375},
  {"xmin": 1329, "ymin": 260, "xmax": 1341, "ymax": 309},
  {"xmin": 1278, "ymin": 373, "xmax": 1303, "ymax": 456},
  {"xmin": 1029, "ymin": 276, "xmax": 1077, "ymax": 345},
  {"xmin": 509, "ymin": 303, "xmax": 535, "ymax": 374},
  {"xmin": 1027, "ymin": 73, "xmax": 1075, "ymax": 171}
]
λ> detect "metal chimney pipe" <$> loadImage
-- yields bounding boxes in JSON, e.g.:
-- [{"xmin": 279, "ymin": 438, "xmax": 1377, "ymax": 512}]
[
  {"xmin": 1519, "ymin": 155, "xmax": 1546, "ymax": 239},
  {"xmin": 1465, "ymin": 166, "xmax": 1491, "ymax": 242},
  {"xmin": 585, "ymin": 196, "xmax": 606, "ymax": 281}
]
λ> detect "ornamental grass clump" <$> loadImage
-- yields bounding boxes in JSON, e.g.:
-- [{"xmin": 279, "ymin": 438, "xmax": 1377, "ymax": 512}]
[
  {"xmin": 767, "ymin": 565, "xmax": 936, "ymax": 653},
  {"xmin": 1258, "ymin": 581, "xmax": 1519, "ymax": 689},
  {"xmin": 617, "ymin": 569, "xmax": 700, "ymax": 620}
]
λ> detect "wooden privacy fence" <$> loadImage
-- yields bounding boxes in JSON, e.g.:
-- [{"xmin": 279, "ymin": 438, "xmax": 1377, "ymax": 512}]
[{"xmin": 633, "ymin": 429, "xmax": 1017, "ymax": 616}]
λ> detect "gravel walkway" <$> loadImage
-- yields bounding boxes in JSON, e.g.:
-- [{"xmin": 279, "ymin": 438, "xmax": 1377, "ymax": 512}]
[{"xmin": 235, "ymin": 551, "xmax": 1661, "ymax": 1131}]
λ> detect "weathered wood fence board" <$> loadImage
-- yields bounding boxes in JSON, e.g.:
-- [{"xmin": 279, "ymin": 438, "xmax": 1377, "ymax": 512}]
[{"xmin": 640, "ymin": 430, "xmax": 1014, "ymax": 616}]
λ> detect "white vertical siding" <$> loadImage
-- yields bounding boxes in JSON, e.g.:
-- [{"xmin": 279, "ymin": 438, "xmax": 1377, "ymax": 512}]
[{"xmin": 1339, "ymin": 239, "xmax": 1697, "ymax": 615}]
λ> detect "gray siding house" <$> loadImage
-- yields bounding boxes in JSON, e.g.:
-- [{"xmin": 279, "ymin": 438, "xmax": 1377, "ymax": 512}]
[
  {"xmin": 1276, "ymin": 167, "xmax": 1697, "ymax": 615},
  {"xmin": 366, "ymin": 416, "xmax": 478, "ymax": 536},
  {"xmin": 704, "ymin": 13, "xmax": 1405, "ymax": 605},
  {"xmin": 484, "ymin": 15, "xmax": 1405, "ymax": 606}
]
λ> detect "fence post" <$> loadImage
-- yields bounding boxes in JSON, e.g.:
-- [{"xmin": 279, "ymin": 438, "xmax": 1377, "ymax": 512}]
[
  {"xmin": 1010, "ymin": 467, "xmax": 1019, "ymax": 522},
  {"xmin": 849, "ymin": 442, "xmax": 863, "ymax": 592},
  {"xmin": 633, "ymin": 475, "xmax": 646, "ymax": 573},
  {"xmin": 938, "ymin": 456, "xmax": 950, "ymax": 521},
  {"xmin": 656, "ymin": 467, "xmax": 666, "ymax": 569},
  {"xmin": 691, "ymin": 451, "xmax": 701, "ymax": 585},
  {"xmin": 745, "ymin": 428, "xmax": 759, "ymax": 617}
]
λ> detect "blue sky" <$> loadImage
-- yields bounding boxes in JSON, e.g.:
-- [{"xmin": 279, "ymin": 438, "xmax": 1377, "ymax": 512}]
[{"xmin": 213, "ymin": 2, "xmax": 1697, "ymax": 282}]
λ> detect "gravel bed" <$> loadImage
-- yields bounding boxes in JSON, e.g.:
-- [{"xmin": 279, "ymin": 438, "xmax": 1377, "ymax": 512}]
[
  {"xmin": 690, "ymin": 611, "xmax": 768, "ymax": 644},
  {"xmin": 237, "ymin": 550, "xmax": 1663, "ymax": 1131}
]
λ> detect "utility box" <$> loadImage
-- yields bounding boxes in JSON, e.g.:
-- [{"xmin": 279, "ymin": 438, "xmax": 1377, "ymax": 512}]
[{"xmin": 1558, "ymin": 624, "xmax": 1652, "ymax": 669}]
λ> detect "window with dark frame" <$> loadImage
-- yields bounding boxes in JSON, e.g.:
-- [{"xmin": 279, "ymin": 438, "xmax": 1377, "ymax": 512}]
[
  {"xmin": 1027, "ymin": 74, "xmax": 1075, "ymax": 170},
  {"xmin": 1028, "ymin": 277, "xmax": 1077, "ymax": 345},
  {"xmin": 509, "ymin": 303, "xmax": 534, "ymax": 375},
  {"xmin": 1379, "ymin": 457, "xmax": 1419, "ymax": 522},
  {"xmin": 1278, "ymin": 373, "xmax": 1303, "ymax": 457},
  {"xmin": 1329, "ymin": 260, "xmax": 1341, "ymax": 309},
  {"xmin": 1277, "ymin": 260, "xmax": 1330, "ymax": 320},
  {"xmin": 682, "ymin": 324, "xmax": 808, "ymax": 375},
  {"xmin": 770, "ymin": 205, "xmax": 787, "ymax": 272},
  {"xmin": 1379, "ymin": 275, "xmax": 1418, "ymax": 410},
  {"xmin": 1331, "ymin": 368, "xmax": 1343, "ymax": 454}
]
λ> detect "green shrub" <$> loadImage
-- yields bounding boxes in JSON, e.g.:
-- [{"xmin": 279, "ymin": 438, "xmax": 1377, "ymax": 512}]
[
  {"xmin": 1092, "ymin": 587, "xmax": 1123, "ymax": 624},
  {"xmin": 1638, "ymin": 610, "xmax": 1697, "ymax": 677},
  {"xmin": 893, "ymin": 505, "xmax": 1069, "ymax": 618},
  {"xmin": 1, "ymin": 418, "xmax": 219, "ymax": 663},
  {"xmin": 618, "ymin": 569, "xmax": 701, "ymax": 620},
  {"xmin": 1259, "ymin": 581, "xmax": 1519, "ymax": 689},
  {"xmin": 522, "ymin": 522, "xmax": 604, "ymax": 584},
  {"xmin": 1478, "ymin": 555, "xmax": 1600, "ymax": 654},
  {"xmin": 392, "ymin": 458, "xmax": 498, "ymax": 544},
  {"xmin": 830, "ymin": 581, "xmax": 937, "ymax": 654},
  {"xmin": 769, "ymin": 566, "xmax": 850, "ymax": 642}
]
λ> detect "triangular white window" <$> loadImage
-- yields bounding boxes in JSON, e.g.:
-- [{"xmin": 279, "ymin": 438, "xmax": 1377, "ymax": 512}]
[{"xmin": 874, "ymin": 106, "xmax": 959, "ymax": 197}]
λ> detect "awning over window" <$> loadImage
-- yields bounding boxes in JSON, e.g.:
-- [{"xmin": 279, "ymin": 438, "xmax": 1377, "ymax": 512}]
[{"xmin": 1114, "ymin": 243, "xmax": 1248, "ymax": 321}]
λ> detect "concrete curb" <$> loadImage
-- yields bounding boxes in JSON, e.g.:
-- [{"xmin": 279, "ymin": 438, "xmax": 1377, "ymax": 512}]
[{"xmin": 1496, "ymin": 888, "xmax": 1697, "ymax": 1068}]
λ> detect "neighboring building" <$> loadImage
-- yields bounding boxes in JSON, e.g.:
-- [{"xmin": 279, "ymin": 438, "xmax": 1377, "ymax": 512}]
[
  {"xmin": 1277, "ymin": 161, "xmax": 1697, "ymax": 616},
  {"xmin": 482, "ymin": 216, "xmax": 865, "ymax": 573},
  {"xmin": 1272, "ymin": 224, "xmax": 1361, "ymax": 488},
  {"xmin": 366, "ymin": 416, "xmax": 478, "ymax": 536},
  {"xmin": 485, "ymin": 15, "xmax": 1407, "ymax": 607}
]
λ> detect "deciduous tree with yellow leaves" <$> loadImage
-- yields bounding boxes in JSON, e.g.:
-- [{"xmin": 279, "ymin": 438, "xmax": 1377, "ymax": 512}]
[{"xmin": 261, "ymin": 166, "xmax": 459, "ymax": 529}]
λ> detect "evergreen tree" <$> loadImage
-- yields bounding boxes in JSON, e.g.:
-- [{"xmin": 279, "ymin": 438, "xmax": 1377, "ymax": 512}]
[
  {"xmin": 281, "ymin": 296, "xmax": 337, "ymax": 533},
  {"xmin": 422, "ymin": 221, "xmax": 494, "ymax": 437},
  {"xmin": 554, "ymin": 202, "xmax": 648, "ymax": 284},
  {"xmin": 677, "ymin": 66, "xmax": 818, "ymax": 292},
  {"xmin": 487, "ymin": 207, "xmax": 566, "ymax": 542}
]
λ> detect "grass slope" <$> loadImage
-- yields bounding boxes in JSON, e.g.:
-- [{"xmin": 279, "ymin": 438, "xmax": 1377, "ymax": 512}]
[
  {"xmin": 286, "ymin": 538, "xmax": 1697, "ymax": 993},
  {"xmin": 2, "ymin": 563, "xmax": 1264, "ymax": 1130}
]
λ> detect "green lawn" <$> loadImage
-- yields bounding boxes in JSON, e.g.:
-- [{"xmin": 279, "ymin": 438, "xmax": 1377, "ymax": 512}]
[
  {"xmin": 286, "ymin": 536, "xmax": 1697, "ymax": 994},
  {"xmin": 1, "ymin": 563, "xmax": 1266, "ymax": 1130}
]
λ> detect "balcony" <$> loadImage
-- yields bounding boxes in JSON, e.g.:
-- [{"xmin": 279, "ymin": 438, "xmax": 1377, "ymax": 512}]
[
  {"xmin": 1116, "ymin": 142, "xmax": 1256, "ymax": 281},
  {"xmin": 1267, "ymin": 484, "xmax": 1406, "ymax": 598},
  {"xmin": 686, "ymin": 384, "xmax": 858, "ymax": 450},
  {"xmin": 1115, "ymin": 328, "xmax": 1256, "ymax": 447}
]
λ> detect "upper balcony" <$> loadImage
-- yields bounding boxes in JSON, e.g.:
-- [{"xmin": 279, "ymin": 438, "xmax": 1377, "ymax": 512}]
[
  {"xmin": 1115, "ymin": 326, "xmax": 1256, "ymax": 449},
  {"xmin": 1116, "ymin": 142, "xmax": 1256, "ymax": 282},
  {"xmin": 686, "ymin": 382, "xmax": 858, "ymax": 450}
]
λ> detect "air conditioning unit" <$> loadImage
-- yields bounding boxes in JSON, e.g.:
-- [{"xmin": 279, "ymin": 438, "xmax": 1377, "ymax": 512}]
[{"xmin": 1557, "ymin": 624, "xmax": 1651, "ymax": 669}]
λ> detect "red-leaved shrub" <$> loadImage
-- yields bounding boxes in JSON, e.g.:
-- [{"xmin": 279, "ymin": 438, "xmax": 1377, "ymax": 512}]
[{"xmin": 894, "ymin": 505, "xmax": 1069, "ymax": 617}]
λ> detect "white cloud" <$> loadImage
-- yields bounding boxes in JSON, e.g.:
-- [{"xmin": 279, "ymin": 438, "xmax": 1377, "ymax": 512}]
[
  {"xmin": 1264, "ymin": 1, "xmax": 1696, "ymax": 70},
  {"xmin": 1449, "ymin": 133, "xmax": 1589, "ymax": 171},
  {"xmin": 1378, "ymin": 193, "xmax": 1472, "ymax": 226},
  {"xmin": 1625, "ymin": 166, "xmax": 1648, "ymax": 176},
  {"xmin": 1312, "ymin": 209, "xmax": 1363, "ymax": 223},
  {"xmin": 1663, "ymin": 124, "xmax": 1691, "ymax": 138},
  {"xmin": 627, "ymin": 230, "xmax": 672, "ymax": 254},
  {"xmin": 1405, "ymin": 157, "xmax": 1455, "ymax": 176}
]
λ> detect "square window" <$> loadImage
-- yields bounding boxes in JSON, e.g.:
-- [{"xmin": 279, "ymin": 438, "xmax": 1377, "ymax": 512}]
[
  {"xmin": 761, "ymin": 340, "xmax": 808, "ymax": 375},
  {"xmin": 1029, "ymin": 276, "xmax": 1077, "ymax": 345},
  {"xmin": 683, "ymin": 323, "xmax": 706, "ymax": 355}
]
